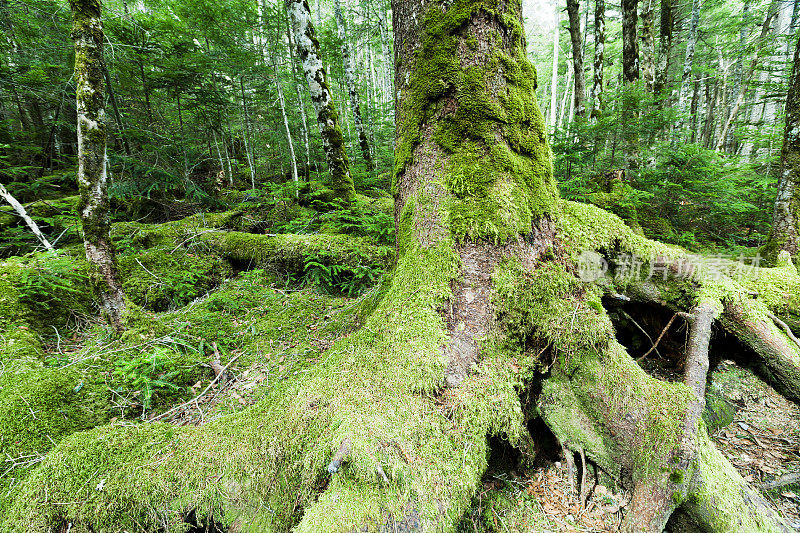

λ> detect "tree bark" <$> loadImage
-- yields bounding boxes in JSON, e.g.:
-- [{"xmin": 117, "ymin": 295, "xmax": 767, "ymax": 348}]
[
  {"xmin": 286, "ymin": 0, "xmax": 355, "ymax": 202},
  {"xmin": 640, "ymin": 0, "xmax": 655, "ymax": 94},
  {"xmin": 566, "ymin": 0, "xmax": 585, "ymax": 118},
  {"xmin": 0, "ymin": 183, "xmax": 55, "ymax": 252},
  {"xmin": 549, "ymin": 4, "xmax": 560, "ymax": 130},
  {"xmin": 622, "ymin": 0, "xmax": 639, "ymax": 84},
  {"xmin": 334, "ymin": 0, "xmax": 374, "ymax": 168},
  {"xmin": 590, "ymin": 0, "xmax": 604, "ymax": 117},
  {"xmin": 654, "ymin": 0, "xmax": 673, "ymax": 97},
  {"xmin": 764, "ymin": 31, "xmax": 800, "ymax": 259},
  {"xmin": 676, "ymin": 0, "xmax": 700, "ymax": 133},
  {"xmin": 69, "ymin": 0, "xmax": 125, "ymax": 333}
]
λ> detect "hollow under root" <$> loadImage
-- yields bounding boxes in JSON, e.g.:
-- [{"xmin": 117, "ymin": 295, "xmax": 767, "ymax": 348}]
[{"xmin": 539, "ymin": 294, "xmax": 790, "ymax": 533}]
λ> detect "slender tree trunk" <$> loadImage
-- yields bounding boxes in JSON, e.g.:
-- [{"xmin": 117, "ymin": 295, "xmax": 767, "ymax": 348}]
[
  {"xmin": 677, "ymin": 0, "xmax": 701, "ymax": 131},
  {"xmin": 622, "ymin": 0, "xmax": 639, "ymax": 84},
  {"xmin": 690, "ymin": 71, "xmax": 700, "ymax": 143},
  {"xmin": 275, "ymin": 69, "xmax": 299, "ymax": 195},
  {"xmin": 640, "ymin": 0, "xmax": 655, "ymax": 94},
  {"xmin": 765, "ymin": 32, "xmax": 800, "ymax": 259},
  {"xmin": 284, "ymin": 9, "xmax": 311, "ymax": 179},
  {"xmin": 334, "ymin": 0, "xmax": 374, "ymax": 168},
  {"xmin": 68, "ymin": 0, "xmax": 125, "ymax": 333},
  {"xmin": 286, "ymin": 0, "xmax": 355, "ymax": 202},
  {"xmin": 714, "ymin": 2, "xmax": 778, "ymax": 152},
  {"xmin": 590, "ymin": 0, "xmax": 604, "ymax": 118},
  {"xmin": 138, "ymin": 61, "xmax": 152, "ymax": 124},
  {"xmin": 622, "ymin": 0, "xmax": 639, "ymax": 170},
  {"xmin": 654, "ymin": 0, "xmax": 673, "ymax": 97},
  {"xmin": 0, "ymin": 183, "xmax": 55, "ymax": 252},
  {"xmin": 240, "ymin": 77, "xmax": 257, "ymax": 190},
  {"xmin": 727, "ymin": 0, "xmax": 750, "ymax": 152},
  {"xmin": 101, "ymin": 61, "xmax": 131, "ymax": 157},
  {"xmin": 558, "ymin": 58, "xmax": 573, "ymax": 131},
  {"xmin": 376, "ymin": 2, "xmax": 393, "ymax": 106},
  {"xmin": 549, "ymin": 4, "xmax": 560, "ymax": 130},
  {"xmin": 566, "ymin": 0, "xmax": 585, "ymax": 119}
]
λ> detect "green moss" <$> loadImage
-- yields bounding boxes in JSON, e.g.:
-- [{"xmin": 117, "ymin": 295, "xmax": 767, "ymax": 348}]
[
  {"xmin": 118, "ymin": 247, "xmax": 232, "ymax": 311},
  {"xmin": 0, "ymin": 367, "xmax": 112, "ymax": 459},
  {"xmin": 670, "ymin": 470, "xmax": 684, "ymax": 484},
  {"xmin": 0, "ymin": 253, "xmax": 92, "ymax": 341},
  {"xmin": 394, "ymin": 0, "xmax": 559, "ymax": 243},
  {"xmin": 1, "ymin": 182, "xmax": 533, "ymax": 532}
]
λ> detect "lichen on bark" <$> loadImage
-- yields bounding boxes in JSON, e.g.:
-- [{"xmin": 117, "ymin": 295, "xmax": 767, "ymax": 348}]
[
  {"xmin": 286, "ymin": 0, "xmax": 356, "ymax": 203},
  {"xmin": 70, "ymin": 0, "xmax": 126, "ymax": 332}
]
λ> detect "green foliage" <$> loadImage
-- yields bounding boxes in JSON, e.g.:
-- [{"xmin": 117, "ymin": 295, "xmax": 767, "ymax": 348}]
[
  {"xmin": 112, "ymin": 347, "xmax": 184, "ymax": 412},
  {"xmin": 318, "ymin": 201, "xmax": 395, "ymax": 245},
  {"xmin": 553, "ymin": 83, "xmax": 777, "ymax": 250},
  {"xmin": 299, "ymin": 249, "xmax": 384, "ymax": 296},
  {"xmin": 16, "ymin": 252, "xmax": 89, "ymax": 321},
  {"xmin": 118, "ymin": 248, "xmax": 232, "ymax": 311}
]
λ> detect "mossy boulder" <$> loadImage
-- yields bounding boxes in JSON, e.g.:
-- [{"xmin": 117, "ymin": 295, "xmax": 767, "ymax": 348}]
[
  {"xmin": 0, "ymin": 254, "xmax": 92, "ymax": 337},
  {"xmin": 118, "ymin": 248, "xmax": 233, "ymax": 311},
  {"xmin": 0, "ymin": 366, "xmax": 112, "ymax": 459}
]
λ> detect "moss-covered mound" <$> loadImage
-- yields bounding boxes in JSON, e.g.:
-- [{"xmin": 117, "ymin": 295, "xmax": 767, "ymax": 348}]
[{"xmin": 118, "ymin": 248, "xmax": 232, "ymax": 311}]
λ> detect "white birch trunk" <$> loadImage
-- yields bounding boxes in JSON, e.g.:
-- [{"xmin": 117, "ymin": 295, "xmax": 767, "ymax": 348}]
[
  {"xmin": 0, "ymin": 184, "xmax": 55, "ymax": 252},
  {"xmin": 276, "ymin": 73, "xmax": 299, "ymax": 195},
  {"xmin": 677, "ymin": 0, "xmax": 701, "ymax": 124},
  {"xmin": 335, "ymin": 0, "xmax": 374, "ymax": 168},
  {"xmin": 549, "ymin": 5, "xmax": 561, "ymax": 131}
]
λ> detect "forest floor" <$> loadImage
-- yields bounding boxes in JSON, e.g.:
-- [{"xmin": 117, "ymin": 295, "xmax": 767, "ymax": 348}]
[{"xmin": 3, "ymin": 193, "xmax": 799, "ymax": 532}]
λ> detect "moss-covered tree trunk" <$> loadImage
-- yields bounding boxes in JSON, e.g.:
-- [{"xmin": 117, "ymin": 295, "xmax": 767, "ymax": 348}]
[
  {"xmin": 765, "ymin": 30, "xmax": 800, "ymax": 261},
  {"xmin": 70, "ymin": 0, "xmax": 126, "ymax": 332},
  {"xmin": 286, "ymin": 0, "xmax": 355, "ymax": 202},
  {"xmin": 334, "ymin": 0, "xmax": 374, "ymax": 169}
]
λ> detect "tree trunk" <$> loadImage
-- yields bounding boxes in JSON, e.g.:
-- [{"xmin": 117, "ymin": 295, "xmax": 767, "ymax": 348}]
[
  {"xmin": 677, "ymin": 0, "xmax": 700, "ymax": 132},
  {"xmin": 240, "ymin": 77, "xmax": 257, "ymax": 190},
  {"xmin": 0, "ymin": 183, "xmax": 55, "ymax": 252},
  {"xmin": 6, "ymin": 3, "xmax": 800, "ymax": 533},
  {"xmin": 69, "ymin": 0, "xmax": 125, "ymax": 333},
  {"xmin": 622, "ymin": 0, "xmax": 639, "ymax": 84},
  {"xmin": 376, "ymin": 2, "xmax": 393, "ymax": 106},
  {"xmin": 558, "ymin": 56, "xmax": 573, "ymax": 131},
  {"xmin": 101, "ymin": 61, "xmax": 131, "ymax": 157},
  {"xmin": 640, "ymin": 0, "xmax": 655, "ymax": 94},
  {"xmin": 764, "ymin": 32, "xmax": 800, "ymax": 259},
  {"xmin": 727, "ymin": 0, "xmax": 751, "ymax": 153},
  {"xmin": 590, "ymin": 0, "xmax": 604, "ymax": 118},
  {"xmin": 566, "ymin": 0, "xmax": 585, "ymax": 119},
  {"xmin": 275, "ymin": 68, "xmax": 299, "ymax": 195},
  {"xmin": 714, "ymin": 2, "xmax": 778, "ymax": 152},
  {"xmin": 549, "ymin": 4, "xmax": 560, "ymax": 130},
  {"xmin": 334, "ymin": 0, "xmax": 374, "ymax": 169},
  {"xmin": 284, "ymin": 6, "xmax": 311, "ymax": 179},
  {"xmin": 621, "ymin": 0, "xmax": 639, "ymax": 170},
  {"xmin": 654, "ymin": 0, "xmax": 673, "ymax": 97},
  {"xmin": 286, "ymin": 0, "xmax": 355, "ymax": 202}
]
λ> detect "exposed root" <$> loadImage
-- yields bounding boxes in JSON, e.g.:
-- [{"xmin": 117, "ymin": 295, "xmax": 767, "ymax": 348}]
[{"xmin": 636, "ymin": 312, "xmax": 679, "ymax": 362}]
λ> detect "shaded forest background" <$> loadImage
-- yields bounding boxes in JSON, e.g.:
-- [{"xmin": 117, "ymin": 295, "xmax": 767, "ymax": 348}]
[{"xmin": 1, "ymin": 0, "xmax": 795, "ymax": 256}]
